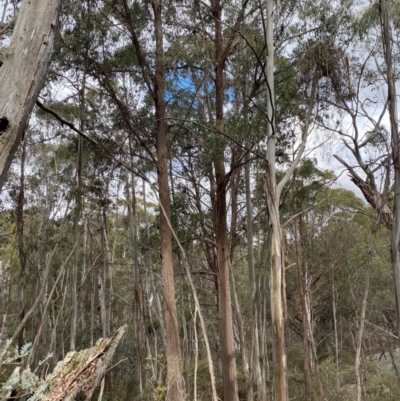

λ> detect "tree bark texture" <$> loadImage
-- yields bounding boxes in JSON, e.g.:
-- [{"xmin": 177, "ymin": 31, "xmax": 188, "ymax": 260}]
[
  {"xmin": 71, "ymin": 70, "xmax": 85, "ymax": 352},
  {"xmin": 214, "ymin": 2, "xmax": 239, "ymax": 400},
  {"xmin": 17, "ymin": 138, "xmax": 26, "ymax": 352},
  {"xmin": 294, "ymin": 218, "xmax": 311, "ymax": 399},
  {"xmin": 380, "ymin": 0, "xmax": 400, "ymax": 338},
  {"xmin": 0, "ymin": 0, "xmax": 62, "ymax": 189},
  {"xmin": 265, "ymin": 0, "xmax": 288, "ymax": 399},
  {"xmin": 1, "ymin": 326, "xmax": 126, "ymax": 401},
  {"xmin": 152, "ymin": 1, "xmax": 184, "ymax": 399}
]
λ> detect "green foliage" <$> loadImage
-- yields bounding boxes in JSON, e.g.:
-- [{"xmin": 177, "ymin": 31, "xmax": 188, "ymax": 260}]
[{"xmin": 0, "ymin": 341, "xmax": 35, "ymax": 398}]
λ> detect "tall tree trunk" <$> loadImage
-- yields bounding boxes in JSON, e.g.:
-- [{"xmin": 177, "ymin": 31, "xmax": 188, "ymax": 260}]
[
  {"xmin": 98, "ymin": 223, "xmax": 107, "ymax": 339},
  {"xmin": 355, "ymin": 263, "xmax": 371, "ymax": 399},
  {"xmin": 102, "ymin": 210, "xmax": 112, "ymax": 337},
  {"xmin": 229, "ymin": 259, "xmax": 249, "ymax": 384},
  {"xmin": 70, "ymin": 69, "xmax": 86, "ymax": 351},
  {"xmin": 242, "ymin": 63, "xmax": 263, "ymax": 396},
  {"xmin": 380, "ymin": 0, "xmax": 400, "ymax": 338},
  {"xmin": 264, "ymin": 0, "xmax": 287, "ymax": 399},
  {"xmin": 17, "ymin": 136, "xmax": 27, "ymax": 353},
  {"xmin": 143, "ymin": 178, "xmax": 167, "ymax": 350},
  {"xmin": 213, "ymin": 2, "xmax": 239, "ymax": 400},
  {"xmin": 0, "ymin": 0, "xmax": 62, "ymax": 189},
  {"xmin": 333, "ymin": 281, "xmax": 340, "ymax": 393},
  {"xmin": 229, "ymin": 164, "xmax": 250, "ymax": 394},
  {"xmin": 152, "ymin": 1, "xmax": 184, "ymax": 399},
  {"xmin": 294, "ymin": 218, "xmax": 311, "ymax": 399},
  {"xmin": 126, "ymin": 166, "xmax": 143, "ymax": 393}
]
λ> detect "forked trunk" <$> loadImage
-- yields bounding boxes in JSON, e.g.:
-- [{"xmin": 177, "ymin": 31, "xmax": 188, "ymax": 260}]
[{"xmin": 264, "ymin": 0, "xmax": 288, "ymax": 399}]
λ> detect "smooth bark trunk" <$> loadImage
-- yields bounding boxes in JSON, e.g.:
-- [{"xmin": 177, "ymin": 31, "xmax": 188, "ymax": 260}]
[
  {"xmin": 264, "ymin": 1, "xmax": 287, "ymax": 399},
  {"xmin": 380, "ymin": 0, "xmax": 400, "ymax": 338},
  {"xmin": 126, "ymin": 168, "xmax": 143, "ymax": 393},
  {"xmin": 70, "ymin": 70, "xmax": 85, "ymax": 352},
  {"xmin": 294, "ymin": 219, "xmax": 311, "ymax": 399}
]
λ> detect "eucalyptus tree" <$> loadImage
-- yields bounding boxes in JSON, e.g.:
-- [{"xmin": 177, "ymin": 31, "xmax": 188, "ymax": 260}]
[
  {"xmin": 320, "ymin": 0, "xmax": 400, "ymax": 337},
  {"xmin": 379, "ymin": 0, "xmax": 400, "ymax": 339},
  {"xmin": 54, "ymin": 1, "xmax": 186, "ymax": 397},
  {"xmin": 262, "ymin": 1, "xmax": 322, "ymax": 398}
]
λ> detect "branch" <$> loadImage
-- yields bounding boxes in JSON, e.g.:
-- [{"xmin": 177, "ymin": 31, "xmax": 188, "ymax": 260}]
[
  {"xmin": 282, "ymin": 195, "xmax": 330, "ymax": 228},
  {"xmin": 334, "ymin": 154, "xmax": 393, "ymax": 230},
  {"xmin": 277, "ymin": 69, "xmax": 318, "ymax": 197}
]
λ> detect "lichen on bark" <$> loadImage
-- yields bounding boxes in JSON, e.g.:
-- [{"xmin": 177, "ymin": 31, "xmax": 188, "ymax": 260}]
[{"xmin": 0, "ymin": 326, "xmax": 126, "ymax": 401}]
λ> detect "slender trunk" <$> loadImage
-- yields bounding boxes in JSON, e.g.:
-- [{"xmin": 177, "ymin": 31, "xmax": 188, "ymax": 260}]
[
  {"xmin": 260, "ymin": 225, "xmax": 270, "ymax": 396},
  {"xmin": 229, "ymin": 163, "xmax": 251, "ymax": 393},
  {"xmin": 193, "ymin": 310, "xmax": 198, "ymax": 401},
  {"xmin": 229, "ymin": 260, "xmax": 249, "ymax": 379},
  {"xmin": 355, "ymin": 225, "xmax": 376, "ymax": 401},
  {"xmin": 380, "ymin": 0, "xmax": 400, "ymax": 338},
  {"xmin": 27, "ymin": 245, "xmax": 75, "ymax": 366},
  {"xmin": 17, "ymin": 137, "xmax": 27, "ymax": 352},
  {"xmin": 98, "ymin": 268, "xmax": 107, "ymax": 339},
  {"xmin": 355, "ymin": 271, "xmax": 370, "ymax": 401},
  {"xmin": 158, "ymin": 188, "xmax": 219, "ymax": 401},
  {"xmin": 245, "ymin": 154, "xmax": 263, "ymax": 398},
  {"xmin": 90, "ymin": 258, "xmax": 95, "ymax": 347},
  {"xmin": 98, "ymin": 216, "xmax": 107, "ymax": 339},
  {"xmin": 80, "ymin": 218, "xmax": 87, "ymax": 332},
  {"xmin": 11, "ymin": 202, "xmax": 72, "ymax": 345},
  {"xmin": 102, "ymin": 210, "xmax": 112, "ymax": 337},
  {"xmin": 214, "ymin": 2, "xmax": 239, "ymax": 399},
  {"xmin": 152, "ymin": 2, "xmax": 184, "ymax": 399},
  {"xmin": 333, "ymin": 282, "xmax": 340, "ymax": 393},
  {"xmin": 1, "ymin": 1, "xmax": 9, "ymax": 24},
  {"xmin": 70, "ymin": 69, "xmax": 86, "ymax": 351},
  {"xmin": 294, "ymin": 218, "xmax": 311, "ymax": 399},
  {"xmin": 143, "ymin": 179, "xmax": 166, "ymax": 349},
  {"xmin": 126, "ymin": 168, "xmax": 143, "ymax": 393},
  {"xmin": 264, "ymin": 0, "xmax": 287, "ymax": 398},
  {"xmin": 305, "ymin": 271, "xmax": 325, "ymax": 399}
]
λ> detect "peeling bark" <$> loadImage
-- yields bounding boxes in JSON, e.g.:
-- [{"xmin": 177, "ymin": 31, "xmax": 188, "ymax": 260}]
[{"xmin": 1, "ymin": 326, "xmax": 126, "ymax": 401}]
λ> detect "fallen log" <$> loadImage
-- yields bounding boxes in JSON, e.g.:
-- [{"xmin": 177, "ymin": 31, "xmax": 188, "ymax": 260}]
[{"xmin": 1, "ymin": 326, "xmax": 126, "ymax": 401}]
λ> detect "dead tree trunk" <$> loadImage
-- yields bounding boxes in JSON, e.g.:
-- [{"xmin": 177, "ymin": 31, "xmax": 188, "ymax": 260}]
[
  {"xmin": 0, "ymin": 0, "xmax": 62, "ymax": 189},
  {"xmin": 1, "ymin": 326, "xmax": 127, "ymax": 401}
]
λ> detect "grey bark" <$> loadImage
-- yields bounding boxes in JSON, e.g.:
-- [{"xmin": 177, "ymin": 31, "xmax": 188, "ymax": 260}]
[
  {"xmin": 17, "ymin": 137, "xmax": 26, "ymax": 352},
  {"xmin": 264, "ymin": 1, "xmax": 318, "ymax": 397},
  {"xmin": 0, "ymin": 0, "xmax": 62, "ymax": 189},
  {"xmin": 126, "ymin": 167, "xmax": 143, "ymax": 393},
  {"xmin": 380, "ymin": 0, "xmax": 400, "ymax": 338},
  {"xmin": 264, "ymin": 2, "xmax": 287, "ymax": 399},
  {"xmin": 71, "ymin": 69, "xmax": 86, "ymax": 352}
]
